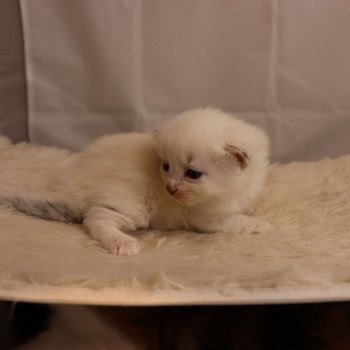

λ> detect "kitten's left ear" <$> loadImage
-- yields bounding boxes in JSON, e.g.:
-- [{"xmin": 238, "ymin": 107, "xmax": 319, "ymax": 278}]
[{"xmin": 224, "ymin": 144, "xmax": 250, "ymax": 169}]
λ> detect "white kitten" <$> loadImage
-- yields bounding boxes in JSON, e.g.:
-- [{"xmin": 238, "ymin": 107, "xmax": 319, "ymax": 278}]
[{"xmin": 0, "ymin": 108, "xmax": 273, "ymax": 256}]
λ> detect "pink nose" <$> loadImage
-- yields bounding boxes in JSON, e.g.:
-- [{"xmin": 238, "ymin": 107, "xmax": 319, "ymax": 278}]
[{"xmin": 167, "ymin": 184, "xmax": 178, "ymax": 195}]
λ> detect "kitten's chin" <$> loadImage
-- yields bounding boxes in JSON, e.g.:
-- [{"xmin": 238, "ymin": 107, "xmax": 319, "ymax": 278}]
[
  {"xmin": 170, "ymin": 194, "xmax": 200, "ymax": 206},
  {"xmin": 172, "ymin": 197, "xmax": 193, "ymax": 206}
]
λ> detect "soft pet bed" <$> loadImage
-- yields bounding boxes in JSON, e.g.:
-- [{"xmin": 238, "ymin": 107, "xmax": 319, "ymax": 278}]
[{"xmin": 0, "ymin": 156, "xmax": 350, "ymax": 306}]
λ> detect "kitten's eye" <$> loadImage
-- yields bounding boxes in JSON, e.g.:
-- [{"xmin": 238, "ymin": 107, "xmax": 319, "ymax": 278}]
[
  {"xmin": 185, "ymin": 169, "xmax": 202, "ymax": 180},
  {"xmin": 162, "ymin": 162, "xmax": 170, "ymax": 172}
]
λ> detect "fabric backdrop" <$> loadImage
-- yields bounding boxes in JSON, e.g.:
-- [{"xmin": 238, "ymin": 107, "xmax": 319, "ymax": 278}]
[{"xmin": 2, "ymin": 0, "xmax": 350, "ymax": 162}]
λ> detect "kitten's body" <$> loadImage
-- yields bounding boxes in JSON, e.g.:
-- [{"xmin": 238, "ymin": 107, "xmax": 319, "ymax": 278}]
[{"xmin": 0, "ymin": 109, "xmax": 273, "ymax": 255}]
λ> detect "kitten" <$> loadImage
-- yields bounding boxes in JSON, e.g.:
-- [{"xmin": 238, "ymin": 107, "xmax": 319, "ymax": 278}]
[{"xmin": 0, "ymin": 108, "xmax": 273, "ymax": 256}]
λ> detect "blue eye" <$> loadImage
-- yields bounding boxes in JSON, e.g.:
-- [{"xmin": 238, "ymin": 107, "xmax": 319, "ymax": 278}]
[
  {"xmin": 162, "ymin": 162, "xmax": 169, "ymax": 172},
  {"xmin": 185, "ymin": 169, "xmax": 202, "ymax": 179}
]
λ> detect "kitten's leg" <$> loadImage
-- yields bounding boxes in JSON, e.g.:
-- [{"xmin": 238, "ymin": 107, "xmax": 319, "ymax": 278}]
[
  {"xmin": 84, "ymin": 206, "xmax": 141, "ymax": 256},
  {"xmin": 227, "ymin": 214, "xmax": 275, "ymax": 235},
  {"xmin": 193, "ymin": 214, "xmax": 274, "ymax": 235}
]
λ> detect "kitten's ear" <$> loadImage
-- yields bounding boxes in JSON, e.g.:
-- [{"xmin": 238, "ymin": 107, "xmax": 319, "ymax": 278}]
[{"xmin": 224, "ymin": 144, "xmax": 250, "ymax": 169}]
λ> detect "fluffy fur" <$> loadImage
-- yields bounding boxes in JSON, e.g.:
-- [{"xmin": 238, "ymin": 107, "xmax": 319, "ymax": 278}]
[
  {"xmin": 0, "ymin": 108, "xmax": 272, "ymax": 255},
  {"xmin": 1, "ymin": 156, "xmax": 350, "ymax": 305}
]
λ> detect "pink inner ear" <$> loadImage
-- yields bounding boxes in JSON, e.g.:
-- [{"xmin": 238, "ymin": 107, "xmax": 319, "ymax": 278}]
[{"xmin": 224, "ymin": 144, "xmax": 250, "ymax": 169}]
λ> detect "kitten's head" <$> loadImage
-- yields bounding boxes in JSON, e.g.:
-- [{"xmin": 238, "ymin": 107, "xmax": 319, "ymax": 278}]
[{"xmin": 153, "ymin": 108, "xmax": 269, "ymax": 206}]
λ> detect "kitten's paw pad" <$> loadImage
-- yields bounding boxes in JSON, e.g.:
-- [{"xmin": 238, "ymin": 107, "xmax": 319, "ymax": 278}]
[
  {"xmin": 249, "ymin": 220, "xmax": 275, "ymax": 235},
  {"xmin": 105, "ymin": 237, "xmax": 141, "ymax": 256}
]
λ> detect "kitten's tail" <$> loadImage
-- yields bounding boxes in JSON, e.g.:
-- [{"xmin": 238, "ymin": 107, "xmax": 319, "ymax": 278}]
[{"xmin": 0, "ymin": 196, "xmax": 83, "ymax": 224}]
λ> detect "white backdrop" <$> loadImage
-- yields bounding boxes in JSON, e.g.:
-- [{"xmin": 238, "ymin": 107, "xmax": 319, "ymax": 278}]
[{"xmin": 12, "ymin": 0, "xmax": 350, "ymax": 161}]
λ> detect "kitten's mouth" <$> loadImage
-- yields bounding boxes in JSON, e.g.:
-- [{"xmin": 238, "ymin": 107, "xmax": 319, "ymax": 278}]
[
  {"xmin": 173, "ymin": 193, "xmax": 187, "ymax": 199},
  {"xmin": 167, "ymin": 188, "xmax": 192, "ymax": 202}
]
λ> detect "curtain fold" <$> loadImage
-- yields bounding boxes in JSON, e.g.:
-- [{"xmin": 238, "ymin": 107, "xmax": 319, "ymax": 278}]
[{"xmin": 19, "ymin": 0, "xmax": 350, "ymax": 161}]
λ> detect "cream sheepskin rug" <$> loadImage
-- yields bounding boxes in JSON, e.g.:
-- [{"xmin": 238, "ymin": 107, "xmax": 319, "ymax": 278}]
[{"xmin": 1, "ymin": 156, "xmax": 350, "ymax": 305}]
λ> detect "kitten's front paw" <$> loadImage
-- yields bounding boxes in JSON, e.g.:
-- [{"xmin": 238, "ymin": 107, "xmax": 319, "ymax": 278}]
[
  {"xmin": 105, "ymin": 237, "xmax": 141, "ymax": 256},
  {"xmin": 248, "ymin": 219, "xmax": 275, "ymax": 235}
]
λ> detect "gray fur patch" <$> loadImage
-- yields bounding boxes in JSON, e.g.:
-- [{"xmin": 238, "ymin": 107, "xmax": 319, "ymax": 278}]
[{"xmin": 0, "ymin": 197, "xmax": 83, "ymax": 224}]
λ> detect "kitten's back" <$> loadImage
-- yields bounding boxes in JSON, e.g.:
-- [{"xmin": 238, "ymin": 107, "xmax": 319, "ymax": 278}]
[{"xmin": 70, "ymin": 133, "xmax": 162, "ymax": 208}]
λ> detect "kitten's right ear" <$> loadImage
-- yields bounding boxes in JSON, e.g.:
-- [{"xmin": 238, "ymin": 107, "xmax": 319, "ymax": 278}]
[{"xmin": 224, "ymin": 144, "xmax": 250, "ymax": 169}]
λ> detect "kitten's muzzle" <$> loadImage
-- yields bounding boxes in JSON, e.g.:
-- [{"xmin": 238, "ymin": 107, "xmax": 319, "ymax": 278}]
[{"xmin": 166, "ymin": 184, "xmax": 178, "ymax": 195}]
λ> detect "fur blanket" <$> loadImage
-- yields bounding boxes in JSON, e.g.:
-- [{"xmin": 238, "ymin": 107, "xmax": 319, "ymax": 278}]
[{"xmin": 1, "ymin": 156, "xmax": 350, "ymax": 305}]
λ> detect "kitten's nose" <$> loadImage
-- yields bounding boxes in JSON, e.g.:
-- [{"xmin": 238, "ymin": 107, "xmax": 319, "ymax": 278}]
[{"xmin": 167, "ymin": 183, "xmax": 178, "ymax": 195}]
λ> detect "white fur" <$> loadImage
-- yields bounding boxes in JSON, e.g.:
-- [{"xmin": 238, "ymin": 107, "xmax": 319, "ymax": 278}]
[
  {"xmin": 2, "ymin": 155, "xmax": 350, "ymax": 305},
  {"xmin": 0, "ymin": 109, "xmax": 272, "ymax": 255}
]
